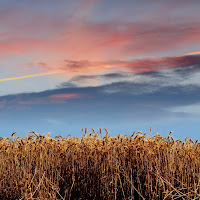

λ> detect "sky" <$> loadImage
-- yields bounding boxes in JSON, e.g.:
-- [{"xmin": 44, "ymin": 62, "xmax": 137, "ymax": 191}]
[{"xmin": 0, "ymin": 0, "xmax": 200, "ymax": 140}]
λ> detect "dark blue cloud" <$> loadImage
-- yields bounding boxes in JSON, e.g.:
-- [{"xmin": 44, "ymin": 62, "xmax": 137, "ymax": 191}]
[
  {"xmin": 1, "ymin": 55, "xmax": 200, "ymax": 138},
  {"xmin": 68, "ymin": 72, "xmax": 127, "ymax": 85},
  {"xmin": 0, "ymin": 79, "xmax": 199, "ymax": 138}
]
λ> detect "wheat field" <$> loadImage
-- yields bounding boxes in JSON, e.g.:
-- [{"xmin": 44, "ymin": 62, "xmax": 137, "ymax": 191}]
[{"xmin": 0, "ymin": 128, "xmax": 200, "ymax": 200}]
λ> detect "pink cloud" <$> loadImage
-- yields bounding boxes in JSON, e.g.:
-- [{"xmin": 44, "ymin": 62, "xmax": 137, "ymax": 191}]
[
  {"xmin": 0, "ymin": 20, "xmax": 200, "ymax": 61},
  {"xmin": 53, "ymin": 22, "xmax": 200, "ymax": 60},
  {"xmin": 121, "ymin": 54, "xmax": 200, "ymax": 73},
  {"xmin": 49, "ymin": 54, "xmax": 200, "ymax": 75},
  {"xmin": 0, "ymin": 1, "xmax": 200, "ymax": 77},
  {"xmin": 49, "ymin": 93, "xmax": 81, "ymax": 99},
  {"xmin": 18, "ymin": 93, "xmax": 81, "ymax": 105}
]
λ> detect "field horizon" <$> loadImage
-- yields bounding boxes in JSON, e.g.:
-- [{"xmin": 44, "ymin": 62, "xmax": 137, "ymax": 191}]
[{"xmin": 1, "ymin": 128, "xmax": 200, "ymax": 200}]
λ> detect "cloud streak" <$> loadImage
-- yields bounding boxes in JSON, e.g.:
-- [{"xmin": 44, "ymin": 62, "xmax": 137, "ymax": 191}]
[
  {"xmin": 0, "ymin": 70, "xmax": 68, "ymax": 82},
  {"xmin": 59, "ymin": 54, "xmax": 200, "ymax": 75},
  {"xmin": 1, "ymin": 12, "xmax": 200, "ymax": 61},
  {"xmin": 17, "ymin": 92, "xmax": 82, "ymax": 105}
]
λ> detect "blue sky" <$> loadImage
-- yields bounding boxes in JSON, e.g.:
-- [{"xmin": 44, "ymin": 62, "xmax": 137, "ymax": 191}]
[{"xmin": 0, "ymin": 0, "xmax": 200, "ymax": 140}]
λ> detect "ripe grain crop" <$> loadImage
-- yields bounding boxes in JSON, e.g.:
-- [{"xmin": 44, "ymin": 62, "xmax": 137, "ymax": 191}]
[{"xmin": 0, "ymin": 129, "xmax": 200, "ymax": 199}]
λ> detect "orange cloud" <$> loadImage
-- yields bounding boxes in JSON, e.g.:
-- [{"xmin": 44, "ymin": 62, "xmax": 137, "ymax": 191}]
[
  {"xmin": 18, "ymin": 93, "xmax": 81, "ymax": 105},
  {"xmin": 49, "ymin": 93, "xmax": 81, "ymax": 99},
  {"xmin": 184, "ymin": 52, "xmax": 200, "ymax": 56},
  {"xmin": 54, "ymin": 54, "xmax": 200, "ymax": 76}
]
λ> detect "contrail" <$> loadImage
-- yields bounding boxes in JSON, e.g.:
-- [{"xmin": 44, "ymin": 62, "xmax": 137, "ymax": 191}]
[
  {"xmin": 0, "ymin": 65, "xmax": 114, "ymax": 82},
  {"xmin": 176, "ymin": 51, "xmax": 200, "ymax": 57},
  {"xmin": 0, "ymin": 70, "xmax": 67, "ymax": 82},
  {"xmin": 184, "ymin": 51, "xmax": 200, "ymax": 56}
]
